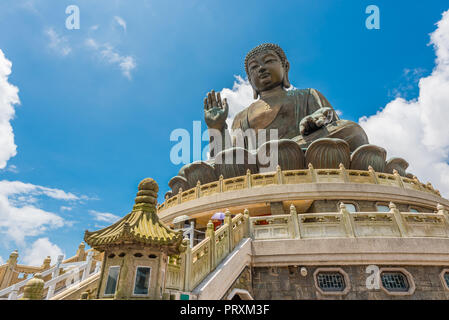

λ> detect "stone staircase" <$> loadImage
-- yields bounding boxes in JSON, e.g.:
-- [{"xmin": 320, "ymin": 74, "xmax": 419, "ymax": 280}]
[{"xmin": 192, "ymin": 238, "xmax": 252, "ymax": 300}]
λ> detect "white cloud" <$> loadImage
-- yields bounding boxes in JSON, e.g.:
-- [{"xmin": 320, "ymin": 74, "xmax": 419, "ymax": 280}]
[
  {"xmin": 0, "ymin": 180, "xmax": 87, "ymax": 246},
  {"xmin": 85, "ymin": 38, "xmax": 136, "ymax": 79},
  {"xmin": 0, "ymin": 255, "xmax": 3, "ymax": 265},
  {"xmin": 0, "ymin": 50, "xmax": 20, "ymax": 170},
  {"xmin": 0, "ymin": 180, "xmax": 79, "ymax": 201},
  {"xmin": 45, "ymin": 28, "xmax": 71, "ymax": 56},
  {"xmin": 89, "ymin": 210, "xmax": 120, "ymax": 223},
  {"xmin": 114, "ymin": 16, "xmax": 127, "ymax": 32},
  {"xmin": 1, "ymin": 164, "xmax": 19, "ymax": 173},
  {"xmin": 219, "ymin": 76, "xmax": 255, "ymax": 129},
  {"xmin": 359, "ymin": 10, "xmax": 449, "ymax": 197},
  {"xmin": 23, "ymin": 238, "xmax": 63, "ymax": 267},
  {"xmin": 60, "ymin": 206, "xmax": 72, "ymax": 212},
  {"xmin": 0, "ymin": 50, "xmax": 91, "ymax": 265}
]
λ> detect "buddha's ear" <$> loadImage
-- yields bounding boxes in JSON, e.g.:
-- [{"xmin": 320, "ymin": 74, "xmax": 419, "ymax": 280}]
[
  {"xmin": 249, "ymin": 78, "xmax": 259, "ymax": 99},
  {"xmin": 253, "ymin": 88, "xmax": 259, "ymax": 100},
  {"xmin": 283, "ymin": 61, "xmax": 291, "ymax": 89},
  {"xmin": 283, "ymin": 75, "xmax": 291, "ymax": 89}
]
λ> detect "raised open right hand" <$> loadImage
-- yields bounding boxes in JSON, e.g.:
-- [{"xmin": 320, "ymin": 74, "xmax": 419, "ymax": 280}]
[{"xmin": 204, "ymin": 90, "xmax": 229, "ymax": 130}]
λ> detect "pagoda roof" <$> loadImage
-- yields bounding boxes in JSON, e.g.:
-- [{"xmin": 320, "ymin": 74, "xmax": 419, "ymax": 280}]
[{"xmin": 84, "ymin": 179, "xmax": 184, "ymax": 251}]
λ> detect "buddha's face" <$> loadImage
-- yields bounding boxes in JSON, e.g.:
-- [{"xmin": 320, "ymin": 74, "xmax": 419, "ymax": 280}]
[{"xmin": 247, "ymin": 50, "xmax": 286, "ymax": 92}]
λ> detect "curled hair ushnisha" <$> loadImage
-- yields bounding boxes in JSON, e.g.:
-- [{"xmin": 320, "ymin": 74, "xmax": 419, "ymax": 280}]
[{"xmin": 244, "ymin": 43, "xmax": 288, "ymax": 79}]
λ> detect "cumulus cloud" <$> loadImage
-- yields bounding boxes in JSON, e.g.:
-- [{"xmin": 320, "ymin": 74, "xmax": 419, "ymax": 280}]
[
  {"xmin": 85, "ymin": 38, "xmax": 136, "ymax": 79},
  {"xmin": 359, "ymin": 10, "xmax": 449, "ymax": 197},
  {"xmin": 219, "ymin": 76, "xmax": 255, "ymax": 129},
  {"xmin": 0, "ymin": 49, "xmax": 90, "ymax": 265},
  {"xmin": 0, "ymin": 255, "xmax": 3, "ymax": 265},
  {"xmin": 89, "ymin": 210, "xmax": 120, "ymax": 223},
  {"xmin": 0, "ymin": 180, "xmax": 84, "ymax": 245},
  {"xmin": 114, "ymin": 16, "xmax": 127, "ymax": 32},
  {"xmin": 45, "ymin": 28, "xmax": 72, "ymax": 56},
  {"xmin": 0, "ymin": 50, "xmax": 20, "ymax": 170},
  {"xmin": 22, "ymin": 238, "xmax": 63, "ymax": 266},
  {"xmin": 0, "ymin": 180, "xmax": 79, "ymax": 201}
]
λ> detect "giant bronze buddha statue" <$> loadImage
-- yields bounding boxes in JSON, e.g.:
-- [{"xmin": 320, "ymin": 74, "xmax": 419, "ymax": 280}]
[
  {"xmin": 165, "ymin": 43, "xmax": 409, "ymax": 198},
  {"xmin": 204, "ymin": 43, "xmax": 368, "ymax": 153}
]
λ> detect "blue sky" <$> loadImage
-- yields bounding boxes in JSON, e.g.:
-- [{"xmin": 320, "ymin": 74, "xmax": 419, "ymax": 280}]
[{"xmin": 0, "ymin": 0, "xmax": 449, "ymax": 265}]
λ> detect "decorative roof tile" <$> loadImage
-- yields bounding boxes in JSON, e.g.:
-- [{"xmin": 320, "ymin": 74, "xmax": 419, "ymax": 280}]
[{"xmin": 84, "ymin": 178, "xmax": 184, "ymax": 250}]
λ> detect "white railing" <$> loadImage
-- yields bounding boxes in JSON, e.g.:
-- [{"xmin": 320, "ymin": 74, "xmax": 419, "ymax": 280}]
[
  {"xmin": 158, "ymin": 165, "xmax": 442, "ymax": 212},
  {"xmin": 166, "ymin": 211, "xmax": 251, "ymax": 292},
  {"xmin": 0, "ymin": 251, "xmax": 102, "ymax": 300},
  {"xmin": 249, "ymin": 203, "xmax": 449, "ymax": 241}
]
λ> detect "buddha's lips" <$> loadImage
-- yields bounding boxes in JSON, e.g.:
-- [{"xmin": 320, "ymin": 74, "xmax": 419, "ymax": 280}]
[{"xmin": 259, "ymin": 73, "xmax": 271, "ymax": 79}]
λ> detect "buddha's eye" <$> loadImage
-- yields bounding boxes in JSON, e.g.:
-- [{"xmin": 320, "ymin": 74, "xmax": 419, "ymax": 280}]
[
  {"xmin": 250, "ymin": 64, "xmax": 258, "ymax": 70},
  {"xmin": 265, "ymin": 59, "xmax": 275, "ymax": 64}
]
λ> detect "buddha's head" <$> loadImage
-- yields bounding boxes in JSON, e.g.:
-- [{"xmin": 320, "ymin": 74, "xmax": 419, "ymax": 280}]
[{"xmin": 245, "ymin": 43, "xmax": 291, "ymax": 99}]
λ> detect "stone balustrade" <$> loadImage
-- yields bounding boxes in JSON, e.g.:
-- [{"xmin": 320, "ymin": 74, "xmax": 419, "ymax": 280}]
[
  {"xmin": 165, "ymin": 210, "xmax": 250, "ymax": 292},
  {"xmin": 0, "ymin": 243, "xmax": 103, "ymax": 300},
  {"xmin": 157, "ymin": 165, "xmax": 441, "ymax": 212},
  {"xmin": 250, "ymin": 203, "xmax": 449, "ymax": 240},
  {"xmin": 3, "ymin": 203, "xmax": 448, "ymax": 299},
  {"xmin": 165, "ymin": 203, "xmax": 449, "ymax": 295}
]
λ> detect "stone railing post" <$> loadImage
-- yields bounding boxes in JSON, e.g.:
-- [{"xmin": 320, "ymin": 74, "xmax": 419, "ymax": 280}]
[
  {"xmin": 368, "ymin": 166, "xmax": 378, "ymax": 184},
  {"xmin": 339, "ymin": 203, "xmax": 355, "ymax": 238},
  {"xmin": 81, "ymin": 251, "xmax": 94, "ymax": 281},
  {"xmin": 276, "ymin": 165, "xmax": 283, "ymax": 184},
  {"xmin": 246, "ymin": 169, "xmax": 252, "ymax": 188},
  {"xmin": 94, "ymin": 261, "xmax": 102, "ymax": 274},
  {"xmin": 437, "ymin": 204, "xmax": 449, "ymax": 235},
  {"xmin": 76, "ymin": 242, "xmax": 86, "ymax": 262},
  {"xmin": 390, "ymin": 202, "xmax": 408, "ymax": 237},
  {"xmin": 411, "ymin": 176, "xmax": 424, "ymax": 191},
  {"xmin": 224, "ymin": 209, "xmax": 233, "ymax": 252},
  {"xmin": 46, "ymin": 254, "xmax": 64, "ymax": 299},
  {"xmin": 243, "ymin": 209, "xmax": 250, "ymax": 238},
  {"xmin": 195, "ymin": 181, "xmax": 201, "ymax": 199},
  {"xmin": 41, "ymin": 256, "xmax": 51, "ymax": 270},
  {"xmin": 339, "ymin": 163, "xmax": 349, "ymax": 183},
  {"xmin": 0, "ymin": 250, "xmax": 18, "ymax": 289},
  {"xmin": 177, "ymin": 188, "xmax": 183, "ymax": 204},
  {"xmin": 290, "ymin": 204, "xmax": 301, "ymax": 239},
  {"xmin": 219, "ymin": 175, "xmax": 224, "ymax": 193},
  {"xmin": 206, "ymin": 221, "xmax": 216, "ymax": 270},
  {"xmin": 308, "ymin": 163, "xmax": 317, "ymax": 182},
  {"xmin": 393, "ymin": 170, "xmax": 405, "ymax": 189},
  {"xmin": 183, "ymin": 239, "xmax": 192, "ymax": 292}
]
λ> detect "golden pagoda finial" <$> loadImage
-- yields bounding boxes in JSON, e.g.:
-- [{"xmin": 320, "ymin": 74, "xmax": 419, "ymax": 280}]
[{"xmin": 133, "ymin": 178, "xmax": 159, "ymax": 210}]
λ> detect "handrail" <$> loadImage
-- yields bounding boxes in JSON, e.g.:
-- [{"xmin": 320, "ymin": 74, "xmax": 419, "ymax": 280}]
[
  {"xmin": 166, "ymin": 209, "xmax": 251, "ymax": 292},
  {"xmin": 249, "ymin": 203, "xmax": 449, "ymax": 240},
  {"xmin": 158, "ymin": 166, "xmax": 441, "ymax": 212},
  {"xmin": 0, "ymin": 250, "xmax": 102, "ymax": 300}
]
